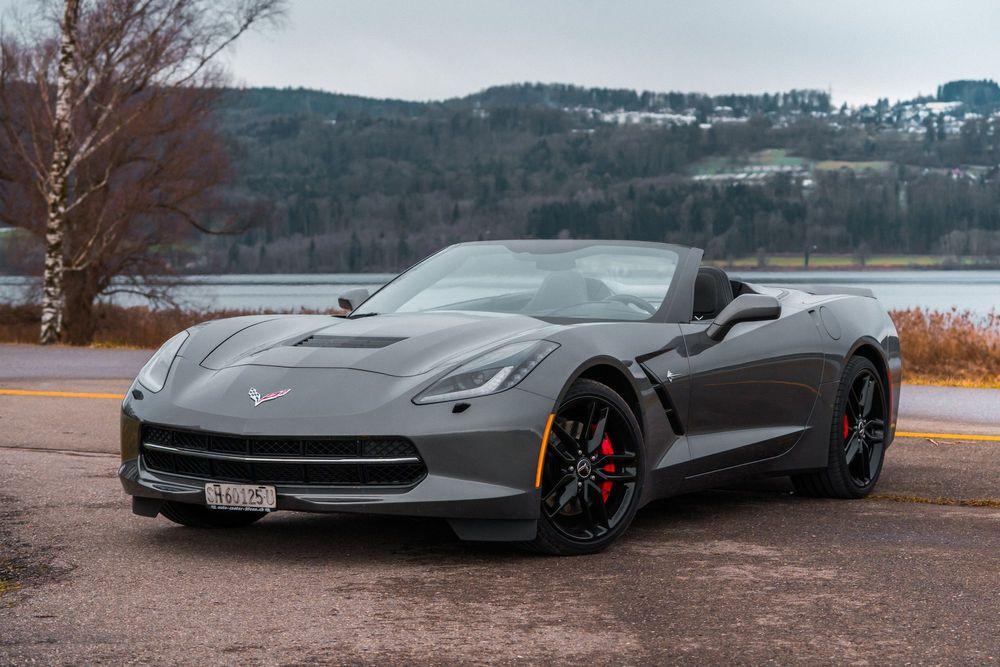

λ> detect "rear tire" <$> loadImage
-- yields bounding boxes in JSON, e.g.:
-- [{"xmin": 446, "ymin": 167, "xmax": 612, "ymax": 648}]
[
  {"xmin": 527, "ymin": 379, "xmax": 644, "ymax": 556},
  {"xmin": 160, "ymin": 501, "xmax": 267, "ymax": 528},
  {"xmin": 792, "ymin": 356, "xmax": 887, "ymax": 499}
]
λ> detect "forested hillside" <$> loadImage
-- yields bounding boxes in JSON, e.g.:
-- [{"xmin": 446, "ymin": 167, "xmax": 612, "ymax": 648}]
[{"xmin": 6, "ymin": 81, "xmax": 1000, "ymax": 274}]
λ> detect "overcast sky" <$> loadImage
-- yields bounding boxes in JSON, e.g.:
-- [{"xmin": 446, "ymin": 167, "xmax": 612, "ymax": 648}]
[
  {"xmin": 217, "ymin": 0, "xmax": 998, "ymax": 106},
  {"xmin": 4, "ymin": 0, "xmax": 998, "ymax": 106}
]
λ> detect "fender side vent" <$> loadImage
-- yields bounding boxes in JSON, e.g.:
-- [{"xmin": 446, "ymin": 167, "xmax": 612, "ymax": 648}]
[
  {"xmin": 637, "ymin": 361, "xmax": 685, "ymax": 435},
  {"xmin": 294, "ymin": 335, "xmax": 406, "ymax": 349}
]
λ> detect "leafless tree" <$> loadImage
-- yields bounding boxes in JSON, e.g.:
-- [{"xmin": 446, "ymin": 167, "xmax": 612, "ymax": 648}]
[{"xmin": 0, "ymin": 0, "xmax": 285, "ymax": 343}]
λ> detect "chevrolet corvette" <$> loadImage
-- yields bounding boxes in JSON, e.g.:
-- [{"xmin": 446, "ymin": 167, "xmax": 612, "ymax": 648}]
[{"xmin": 119, "ymin": 240, "xmax": 901, "ymax": 555}]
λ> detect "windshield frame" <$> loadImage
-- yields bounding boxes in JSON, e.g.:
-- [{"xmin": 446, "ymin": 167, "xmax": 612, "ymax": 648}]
[{"xmin": 349, "ymin": 240, "xmax": 701, "ymax": 324}]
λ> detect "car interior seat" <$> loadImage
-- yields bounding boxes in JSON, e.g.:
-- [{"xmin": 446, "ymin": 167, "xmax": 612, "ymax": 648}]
[
  {"xmin": 525, "ymin": 270, "xmax": 589, "ymax": 313},
  {"xmin": 692, "ymin": 266, "xmax": 734, "ymax": 320}
]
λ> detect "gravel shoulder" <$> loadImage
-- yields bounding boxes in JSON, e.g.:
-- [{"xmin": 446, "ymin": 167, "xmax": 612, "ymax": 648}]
[{"xmin": 0, "ymin": 439, "xmax": 997, "ymax": 665}]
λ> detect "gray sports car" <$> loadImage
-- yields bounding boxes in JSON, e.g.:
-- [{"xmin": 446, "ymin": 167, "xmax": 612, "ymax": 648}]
[{"xmin": 119, "ymin": 240, "xmax": 901, "ymax": 555}]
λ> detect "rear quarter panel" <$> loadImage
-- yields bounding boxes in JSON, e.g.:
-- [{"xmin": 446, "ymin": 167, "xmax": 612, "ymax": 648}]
[{"xmin": 814, "ymin": 295, "xmax": 901, "ymax": 439}]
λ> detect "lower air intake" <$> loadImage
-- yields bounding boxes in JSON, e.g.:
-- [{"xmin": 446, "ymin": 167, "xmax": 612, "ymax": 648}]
[{"xmin": 140, "ymin": 426, "xmax": 425, "ymax": 488}]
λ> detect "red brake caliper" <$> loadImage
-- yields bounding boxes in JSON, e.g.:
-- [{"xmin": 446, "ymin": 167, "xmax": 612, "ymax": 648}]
[
  {"xmin": 600, "ymin": 434, "xmax": 615, "ymax": 502},
  {"xmin": 843, "ymin": 414, "xmax": 849, "ymax": 441}
]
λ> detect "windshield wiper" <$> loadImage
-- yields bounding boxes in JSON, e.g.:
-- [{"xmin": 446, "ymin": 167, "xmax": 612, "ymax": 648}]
[{"xmin": 347, "ymin": 312, "xmax": 381, "ymax": 319}]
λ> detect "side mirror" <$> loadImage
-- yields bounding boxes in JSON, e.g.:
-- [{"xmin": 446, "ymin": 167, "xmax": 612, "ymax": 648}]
[
  {"xmin": 337, "ymin": 287, "xmax": 369, "ymax": 313},
  {"xmin": 706, "ymin": 294, "xmax": 780, "ymax": 341}
]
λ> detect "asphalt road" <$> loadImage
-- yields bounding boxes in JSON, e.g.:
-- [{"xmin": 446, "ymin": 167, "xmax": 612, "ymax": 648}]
[
  {"xmin": 897, "ymin": 384, "xmax": 1000, "ymax": 435},
  {"xmin": 0, "ymin": 343, "xmax": 998, "ymax": 664}
]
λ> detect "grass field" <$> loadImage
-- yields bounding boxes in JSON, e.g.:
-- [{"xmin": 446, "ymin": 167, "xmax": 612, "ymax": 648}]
[
  {"xmin": 814, "ymin": 159, "xmax": 894, "ymax": 174},
  {"xmin": 688, "ymin": 148, "xmax": 808, "ymax": 176},
  {"xmin": 689, "ymin": 149, "xmax": 900, "ymax": 179},
  {"xmin": 752, "ymin": 148, "xmax": 807, "ymax": 167}
]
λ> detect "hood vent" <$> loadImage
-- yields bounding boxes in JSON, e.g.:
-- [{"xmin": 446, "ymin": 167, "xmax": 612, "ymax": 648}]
[{"xmin": 294, "ymin": 334, "xmax": 407, "ymax": 349}]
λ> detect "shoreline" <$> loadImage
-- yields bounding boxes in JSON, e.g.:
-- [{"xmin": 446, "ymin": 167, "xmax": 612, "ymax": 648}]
[{"xmin": 3, "ymin": 259, "xmax": 1000, "ymax": 280}]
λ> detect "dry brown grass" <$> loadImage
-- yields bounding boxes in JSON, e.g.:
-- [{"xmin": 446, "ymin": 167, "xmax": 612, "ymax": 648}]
[
  {"xmin": 891, "ymin": 308, "xmax": 1000, "ymax": 388},
  {"xmin": 1, "ymin": 304, "xmax": 998, "ymax": 388},
  {"xmin": 0, "ymin": 303, "xmax": 339, "ymax": 350},
  {"xmin": 866, "ymin": 493, "xmax": 1000, "ymax": 508}
]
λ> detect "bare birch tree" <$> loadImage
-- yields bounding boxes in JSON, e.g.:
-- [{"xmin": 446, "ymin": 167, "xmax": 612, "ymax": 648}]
[
  {"xmin": 39, "ymin": 0, "xmax": 80, "ymax": 342},
  {"xmin": 0, "ymin": 0, "xmax": 285, "ymax": 344}
]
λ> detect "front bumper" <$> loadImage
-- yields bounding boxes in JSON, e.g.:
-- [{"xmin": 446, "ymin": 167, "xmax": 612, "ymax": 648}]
[
  {"xmin": 119, "ymin": 377, "xmax": 555, "ymax": 537},
  {"xmin": 119, "ymin": 457, "xmax": 539, "ymax": 520}
]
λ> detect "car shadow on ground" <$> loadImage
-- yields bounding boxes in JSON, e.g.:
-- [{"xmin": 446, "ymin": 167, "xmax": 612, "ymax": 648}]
[{"xmin": 136, "ymin": 477, "xmax": 803, "ymax": 564}]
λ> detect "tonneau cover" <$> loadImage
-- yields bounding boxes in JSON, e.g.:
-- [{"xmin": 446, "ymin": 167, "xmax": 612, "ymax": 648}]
[{"xmin": 768, "ymin": 284, "xmax": 875, "ymax": 298}]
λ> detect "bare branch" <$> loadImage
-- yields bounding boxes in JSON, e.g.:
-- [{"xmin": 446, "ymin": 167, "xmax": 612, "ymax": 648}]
[{"xmin": 0, "ymin": 0, "xmax": 286, "ymax": 342}]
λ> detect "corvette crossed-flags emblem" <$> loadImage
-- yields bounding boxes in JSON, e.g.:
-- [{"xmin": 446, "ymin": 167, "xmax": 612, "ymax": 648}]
[{"xmin": 248, "ymin": 386, "xmax": 291, "ymax": 407}]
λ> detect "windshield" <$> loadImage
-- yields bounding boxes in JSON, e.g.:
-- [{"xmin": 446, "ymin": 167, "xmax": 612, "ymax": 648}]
[{"xmin": 352, "ymin": 243, "xmax": 680, "ymax": 321}]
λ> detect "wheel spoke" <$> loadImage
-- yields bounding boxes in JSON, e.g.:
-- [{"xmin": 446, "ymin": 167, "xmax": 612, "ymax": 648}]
[
  {"xmin": 844, "ymin": 433, "xmax": 862, "ymax": 467},
  {"xmin": 578, "ymin": 480, "xmax": 594, "ymax": 528},
  {"xmin": 543, "ymin": 474, "xmax": 578, "ymax": 517},
  {"xmin": 595, "ymin": 469, "xmax": 636, "ymax": 483},
  {"xmin": 867, "ymin": 442, "xmax": 882, "ymax": 481},
  {"xmin": 846, "ymin": 392, "xmax": 861, "ymax": 422},
  {"xmin": 848, "ymin": 381, "xmax": 864, "ymax": 416},
  {"xmin": 585, "ymin": 404, "xmax": 609, "ymax": 455},
  {"xmin": 595, "ymin": 452, "xmax": 636, "ymax": 466},
  {"xmin": 859, "ymin": 442, "xmax": 872, "ymax": 484},
  {"xmin": 548, "ymin": 423, "xmax": 578, "ymax": 463},
  {"xmin": 861, "ymin": 376, "xmax": 875, "ymax": 417},
  {"xmin": 585, "ymin": 480, "xmax": 610, "ymax": 530}
]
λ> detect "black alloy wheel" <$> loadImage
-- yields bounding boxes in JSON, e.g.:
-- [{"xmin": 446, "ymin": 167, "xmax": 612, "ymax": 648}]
[
  {"xmin": 528, "ymin": 379, "xmax": 644, "ymax": 555},
  {"xmin": 842, "ymin": 368, "xmax": 887, "ymax": 488},
  {"xmin": 792, "ymin": 356, "xmax": 888, "ymax": 499}
]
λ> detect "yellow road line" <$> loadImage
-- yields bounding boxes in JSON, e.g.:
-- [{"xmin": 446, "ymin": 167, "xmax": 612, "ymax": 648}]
[
  {"xmin": 0, "ymin": 388, "xmax": 125, "ymax": 400},
  {"xmin": 896, "ymin": 430, "xmax": 1000, "ymax": 442}
]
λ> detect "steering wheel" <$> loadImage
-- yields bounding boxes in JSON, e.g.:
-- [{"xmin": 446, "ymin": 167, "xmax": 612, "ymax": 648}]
[{"xmin": 603, "ymin": 293, "xmax": 657, "ymax": 314}]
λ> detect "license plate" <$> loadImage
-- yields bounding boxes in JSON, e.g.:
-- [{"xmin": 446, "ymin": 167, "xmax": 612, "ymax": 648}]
[{"xmin": 205, "ymin": 483, "xmax": 276, "ymax": 512}]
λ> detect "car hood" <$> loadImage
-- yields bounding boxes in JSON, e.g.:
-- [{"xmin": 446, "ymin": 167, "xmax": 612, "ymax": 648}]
[{"xmin": 196, "ymin": 311, "xmax": 557, "ymax": 377}]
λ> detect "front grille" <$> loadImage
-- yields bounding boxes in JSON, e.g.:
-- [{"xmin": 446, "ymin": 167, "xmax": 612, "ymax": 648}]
[{"xmin": 140, "ymin": 426, "xmax": 425, "ymax": 487}]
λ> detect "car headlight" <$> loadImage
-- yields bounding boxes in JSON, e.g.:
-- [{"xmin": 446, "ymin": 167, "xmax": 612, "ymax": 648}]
[
  {"xmin": 413, "ymin": 340, "xmax": 559, "ymax": 404},
  {"xmin": 136, "ymin": 330, "xmax": 189, "ymax": 393}
]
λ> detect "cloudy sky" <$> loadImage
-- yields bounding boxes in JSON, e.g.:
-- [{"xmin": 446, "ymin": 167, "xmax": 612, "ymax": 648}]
[
  {"xmin": 4, "ymin": 0, "xmax": 997, "ymax": 106},
  {"xmin": 220, "ymin": 0, "xmax": 999, "ymax": 106}
]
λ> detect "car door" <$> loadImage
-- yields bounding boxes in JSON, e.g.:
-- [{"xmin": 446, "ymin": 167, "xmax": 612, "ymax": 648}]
[{"xmin": 677, "ymin": 302, "xmax": 825, "ymax": 473}]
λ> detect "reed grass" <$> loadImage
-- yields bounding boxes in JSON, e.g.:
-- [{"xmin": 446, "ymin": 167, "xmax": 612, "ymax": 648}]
[
  {"xmin": 0, "ymin": 303, "xmax": 337, "ymax": 350},
  {"xmin": 891, "ymin": 308, "xmax": 1000, "ymax": 388}
]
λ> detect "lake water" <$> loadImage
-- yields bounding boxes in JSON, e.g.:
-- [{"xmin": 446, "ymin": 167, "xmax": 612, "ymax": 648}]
[{"xmin": 0, "ymin": 270, "xmax": 997, "ymax": 316}]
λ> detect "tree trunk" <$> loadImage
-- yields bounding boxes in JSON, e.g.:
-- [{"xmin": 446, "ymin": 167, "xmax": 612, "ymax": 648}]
[
  {"xmin": 39, "ymin": 0, "xmax": 80, "ymax": 345},
  {"xmin": 61, "ymin": 269, "xmax": 99, "ymax": 345}
]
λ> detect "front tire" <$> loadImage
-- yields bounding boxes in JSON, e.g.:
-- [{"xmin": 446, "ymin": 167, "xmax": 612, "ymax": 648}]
[
  {"xmin": 160, "ymin": 501, "xmax": 268, "ymax": 528},
  {"xmin": 792, "ymin": 356, "xmax": 887, "ymax": 499},
  {"xmin": 527, "ymin": 379, "xmax": 644, "ymax": 556}
]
